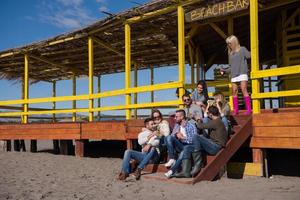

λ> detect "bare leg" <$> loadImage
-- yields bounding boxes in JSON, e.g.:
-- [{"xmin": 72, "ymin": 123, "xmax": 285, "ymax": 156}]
[
  {"xmin": 232, "ymin": 83, "xmax": 239, "ymax": 115},
  {"xmin": 241, "ymin": 81, "xmax": 252, "ymax": 114},
  {"xmin": 240, "ymin": 81, "xmax": 249, "ymax": 97}
]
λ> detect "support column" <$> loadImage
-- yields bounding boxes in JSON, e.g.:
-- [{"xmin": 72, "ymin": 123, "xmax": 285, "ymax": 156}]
[
  {"xmin": 125, "ymin": 23, "xmax": 132, "ymax": 149},
  {"xmin": 72, "ymin": 74, "xmax": 76, "ymax": 122},
  {"xmin": 250, "ymin": 0, "xmax": 263, "ymax": 176},
  {"xmin": 97, "ymin": 75, "xmax": 101, "ymax": 120},
  {"xmin": 88, "ymin": 36, "xmax": 94, "ymax": 122},
  {"xmin": 134, "ymin": 65, "xmax": 138, "ymax": 119},
  {"xmin": 25, "ymin": 54, "xmax": 33, "ymax": 152},
  {"xmin": 228, "ymin": 17, "xmax": 234, "ymax": 110},
  {"xmin": 178, "ymin": 5, "xmax": 185, "ymax": 108},
  {"xmin": 52, "ymin": 81, "xmax": 59, "ymax": 154},
  {"xmin": 150, "ymin": 66, "xmax": 154, "ymax": 102},
  {"xmin": 196, "ymin": 47, "xmax": 200, "ymax": 82},
  {"xmin": 125, "ymin": 23, "xmax": 132, "ymax": 120},
  {"xmin": 250, "ymin": 0, "xmax": 261, "ymax": 114},
  {"xmin": 188, "ymin": 43, "xmax": 195, "ymax": 87}
]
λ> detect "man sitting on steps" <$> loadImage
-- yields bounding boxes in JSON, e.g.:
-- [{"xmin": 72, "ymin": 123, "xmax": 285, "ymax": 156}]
[
  {"xmin": 190, "ymin": 105, "xmax": 229, "ymax": 177},
  {"xmin": 118, "ymin": 118, "xmax": 161, "ymax": 181}
]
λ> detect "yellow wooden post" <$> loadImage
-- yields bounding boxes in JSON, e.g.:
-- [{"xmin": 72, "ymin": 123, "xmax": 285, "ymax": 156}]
[
  {"xmin": 125, "ymin": 23, "xmax": 131, "ymax": 119},
  {"xmin": 250, "ymin": 0, "xmax": 261, "ymax": 114},
  {"xmin": 88, "ymin": 36, "xmax": 94, "ymax": 121},
  {"xmin": 97, "ymin": 75, "xmax": 101, "ymax": 120},
  {"xmin": 150, "ymin": 66, "xmax": 154, "ymax": 102},
  {"xmin": 134, "ymin": 64, "xmax": 138, "ymax": 118},
  {"xmin": 178, "ymin": 5, "xmax": 185, "ymax": 108},
  {"xmin": 72, "ymin": 74, "xmax": 76, "ymax": 122},
  {"xmin": 52, "ymin": 81, "xmax": 56, "ymax": 122},
  {"xmin": 23, "ymin": 54, "xmax": 29, "ymax": 123}
]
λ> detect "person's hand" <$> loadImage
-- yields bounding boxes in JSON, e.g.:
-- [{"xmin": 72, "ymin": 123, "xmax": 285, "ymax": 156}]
[
  {"xmin": 176, "ymin": 132, "xmax": 184, "ymax": 140},
  {"xmin": 142, "ymin": 144, "xmax": 151, "ymax": 152},
  {"xmin": 147, "ymin": 132, "xmax": 156, "ymax": 140}
]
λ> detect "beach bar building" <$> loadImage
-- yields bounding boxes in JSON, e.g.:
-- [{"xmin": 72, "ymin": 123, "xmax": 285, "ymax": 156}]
[{"xmin": 0, "ymin": 0, "xmax": 300, "ymax": 184}]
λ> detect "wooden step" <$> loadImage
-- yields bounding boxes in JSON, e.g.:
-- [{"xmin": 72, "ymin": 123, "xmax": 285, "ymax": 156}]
[{"xmin": 192, "ymin": 115, "xmax": 253, "ymax": 184}]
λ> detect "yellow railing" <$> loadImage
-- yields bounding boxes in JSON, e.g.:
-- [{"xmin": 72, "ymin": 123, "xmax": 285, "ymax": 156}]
[
  {"xmin": 250, "ymin": 64, "xmax": 300, "ymax": 100},
  {"xmin": 1, "ymin": 0, "xmax": 299, "ymax": 120}
]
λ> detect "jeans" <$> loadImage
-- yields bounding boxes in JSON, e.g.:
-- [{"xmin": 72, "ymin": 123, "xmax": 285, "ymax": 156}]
[
  {"xmin": 192, "ymin": 134, "xmax": 221, "ymax": 155},
  {"xmin": 165, "ymin": 135, "xmax": 187, "ymax": 159},
  {"xmin": 170, "ymin": 145, "xmax": 194, "ymax": 172},
  {"xmin": 221, "ymin": 116, "xmax": 229, "ymax": 133},
  {"xmin": 121, "ymin": 148, "xmax": 158, "ymax": 173}
]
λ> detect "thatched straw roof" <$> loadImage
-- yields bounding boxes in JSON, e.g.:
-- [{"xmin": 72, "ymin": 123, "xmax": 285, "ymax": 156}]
[{"xmin": 0, "ymin": 0, "xmax": 297, "ymax": 82}]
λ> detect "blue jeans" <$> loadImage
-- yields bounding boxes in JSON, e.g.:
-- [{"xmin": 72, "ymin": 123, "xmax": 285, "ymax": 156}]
[
  {"xmin": 221, "ymin": 116, "xmax": 229, "ymax": 132},
  {"xmin": 192, "ymin": 134, "xmax": 221, "ymax": 155},
  {"xmin": 121, "ymin": 148, "xmax": 158, "ymax": 173},
  {"xmin": 170, "ymin": 145, "xmax": 194, "ymax": 173},
  {"xmin": 165, "ymin": 135, "xmax": 187, "ymax": 159}
]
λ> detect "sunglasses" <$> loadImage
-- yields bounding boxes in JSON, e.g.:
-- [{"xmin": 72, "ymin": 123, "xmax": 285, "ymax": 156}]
[{"xmin": 183, "ymin": 99, "xmax": 191, "ymax": 102}]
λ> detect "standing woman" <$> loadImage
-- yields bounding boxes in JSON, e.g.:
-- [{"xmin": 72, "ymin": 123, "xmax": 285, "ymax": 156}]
[{"xmin": 221, "ymin": 35, "xmax": 251, "ymax": 115}]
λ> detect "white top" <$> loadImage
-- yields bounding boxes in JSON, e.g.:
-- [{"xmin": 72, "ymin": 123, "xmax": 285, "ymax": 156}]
[{"xmin": 180, "ymin": 125, "xmax": 187, "ymax": 139}]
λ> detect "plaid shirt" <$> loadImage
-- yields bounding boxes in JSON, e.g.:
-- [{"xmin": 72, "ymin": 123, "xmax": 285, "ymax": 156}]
[{"xmin": 172, "ymin": 120, "xmax": 197, "ymax": 144}]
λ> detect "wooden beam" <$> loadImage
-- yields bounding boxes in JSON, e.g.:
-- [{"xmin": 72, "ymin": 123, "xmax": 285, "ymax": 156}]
[
  {"xmin": 284, "ymin": 7, "xmax": 300, "ymax": 28},
  {"xmin": 28, "ymin": 53, "xmax": 79, "ymax": 74},
  {"xmin": 209, "ymin": 22, "xmax": 227, "ymax": 39},
  {"xmin": 93, "ymin": 36, "xmax": 142, "ymax": 67}
]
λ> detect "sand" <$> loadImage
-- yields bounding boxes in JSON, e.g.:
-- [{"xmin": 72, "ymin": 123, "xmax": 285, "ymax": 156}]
[{"xmin": 0, "ymin": 142, "xmax": 300, "ymax": 200}]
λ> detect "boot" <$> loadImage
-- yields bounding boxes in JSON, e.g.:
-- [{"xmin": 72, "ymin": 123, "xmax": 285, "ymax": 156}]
[
  {"xmin": 117, "ymin": 171, "xmax": 129, "ymax": 181},
  {"xmin": 232, "ymin": 96, "xmax": 239, "ymax": 115},
  {"xmin": 190, "ymin": 151, "xmax": 202, "ymax": 177},
  {"xmin": 173, "ymin": 159, "xmax": 192, "ymax": 178},
  {"xmin": 244, "ymin": 96, "xmax": 252, "ymax": 115}
]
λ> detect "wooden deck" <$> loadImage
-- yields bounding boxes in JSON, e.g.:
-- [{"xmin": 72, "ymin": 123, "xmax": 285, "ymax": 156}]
[
  {"xmin": 251, "ymin": 108, "xmax": 300, "ymax": 149},
  {"xmin": 0, "ymin": 108, "xmax": 299, "ymax": 183}
]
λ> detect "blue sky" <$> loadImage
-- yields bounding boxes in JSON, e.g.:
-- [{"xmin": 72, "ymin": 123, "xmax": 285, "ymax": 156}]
[{"xmin": 0, "ymin": 0, "xmax": 190, "ymax": 117}]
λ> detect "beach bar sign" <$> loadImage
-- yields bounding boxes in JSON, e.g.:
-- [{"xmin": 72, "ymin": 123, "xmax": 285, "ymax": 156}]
[{"xmin": 185, "ymin": 0, "xmax": 249, "ymax": 22}]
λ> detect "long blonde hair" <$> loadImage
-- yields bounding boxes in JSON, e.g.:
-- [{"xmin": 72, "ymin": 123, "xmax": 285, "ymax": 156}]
[
  {"xmin": 213, "ymin": 92, "xmax": 227, "ymax": 111},
  {"xmin": 226, "ymin": 35, "xmax": 241, "ymax": 55}
]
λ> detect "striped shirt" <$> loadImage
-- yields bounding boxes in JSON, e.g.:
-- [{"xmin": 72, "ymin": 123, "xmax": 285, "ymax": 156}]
[{"xmin": 172, "ymin": 120, "xmax": 197, "ymax": 144}]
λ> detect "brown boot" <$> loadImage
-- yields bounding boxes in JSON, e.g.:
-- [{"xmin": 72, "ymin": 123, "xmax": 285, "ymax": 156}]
[
  {"xmin": 133, "ymin": 168, "xmax": 142, "ymax": 180},
  {"xmin": 117, "ymin": 172, "xmax": 129, "ymax": 181}
]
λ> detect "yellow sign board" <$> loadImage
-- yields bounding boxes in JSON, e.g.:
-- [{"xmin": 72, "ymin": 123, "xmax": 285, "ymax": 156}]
[{"xmin": 185, "ymin": 0, "xmax": 249, "ymax": 22}]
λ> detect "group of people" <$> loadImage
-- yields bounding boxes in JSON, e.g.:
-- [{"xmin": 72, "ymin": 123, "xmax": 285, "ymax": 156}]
[{"xmin": 117, "ymin": 35, "xmax": 252, "ymax": 181}]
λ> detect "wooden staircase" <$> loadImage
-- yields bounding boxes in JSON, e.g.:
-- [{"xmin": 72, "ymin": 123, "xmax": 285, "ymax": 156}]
[{"xmin": 142, "ymin": 114, "xmax": 253, "ymax": 184}]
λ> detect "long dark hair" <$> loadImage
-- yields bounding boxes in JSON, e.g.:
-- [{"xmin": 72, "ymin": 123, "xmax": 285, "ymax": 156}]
[
  {"xmin": 151, "ymin": 109, "xmax": 163, "ymax": 120},
  {"xmin": 197, "ymin": 80, "xmax": 209, "ymax": 103}
]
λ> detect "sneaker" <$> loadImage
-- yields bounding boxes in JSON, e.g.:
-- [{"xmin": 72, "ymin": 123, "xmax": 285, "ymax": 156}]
[
  {"xmin": 117, "ymin": 172, "xmax": 129, "ymax": 181},
  {"xmin": 164, "ymin": 159, "xmax": 176, "ymax": 168},
  {"xmin": 133, "ymin": 168, "xmax": 142, "ymax": 180},
  {"xmin": 164, "ymin": 170, "xmax": 173, "ymax": 178}
]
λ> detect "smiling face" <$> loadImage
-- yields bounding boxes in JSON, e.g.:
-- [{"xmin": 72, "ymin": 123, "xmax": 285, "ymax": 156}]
[
  {"xmin": 226, "ymin": 35, "xmax": 240, "ymax": 53},
  {"xmin": 182, "ymin": 96, "xmax": 192, "ymax": 106},
  {"xmin": 145, "ymin": 120, "xmax": 155, "ymax": 131},
  {"xmin": 175, "ymin": 111, "xmax": 184, "ymax": 124},
  {"xmin": 197, "ymin": 84, "xmax": 203, "ymax": 94},
  {"xmin": 152, "ymin": 111, "xmax": 162, "ymax": 124}
]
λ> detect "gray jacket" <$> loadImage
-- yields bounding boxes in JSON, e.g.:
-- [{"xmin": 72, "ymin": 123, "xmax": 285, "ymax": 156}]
[{"xmin": 228, "ymin": 46, "xmax": 250, "ymax": 78}]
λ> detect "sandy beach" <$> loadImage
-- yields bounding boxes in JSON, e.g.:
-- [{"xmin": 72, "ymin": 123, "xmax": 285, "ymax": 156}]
[{"xmin": 0, "ymin": 142, "xmax": 299, "ymax": 200}]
